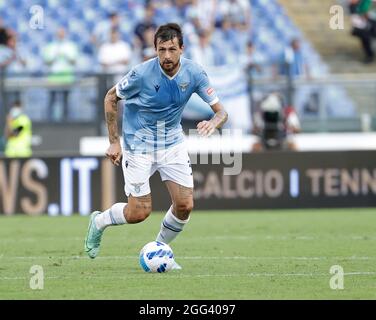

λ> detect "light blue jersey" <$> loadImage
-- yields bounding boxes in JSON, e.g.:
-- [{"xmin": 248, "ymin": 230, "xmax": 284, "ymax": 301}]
[{"xmin": 115, "ymin": 57, "xmax": 219, "ymax": 153}]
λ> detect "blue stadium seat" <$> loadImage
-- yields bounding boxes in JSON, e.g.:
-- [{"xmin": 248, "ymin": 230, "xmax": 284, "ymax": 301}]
[{"xmin": 1, "ymin": 0, "xmax": 353, "ymax": 118}]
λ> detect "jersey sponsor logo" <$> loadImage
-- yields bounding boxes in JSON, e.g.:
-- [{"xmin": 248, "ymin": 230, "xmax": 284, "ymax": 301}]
[
  {"xmin": 179, "ymin": 82, "xmax": 190, "ymax": 92},
  {"xmin": 207, "ymin": 87, "xmax": 214, "ymax": 96},
  {"xmin": 131, "ymin": 183, "xmax": 144, "ymax": 194},
  {"xmin": 130, "ymin": 70, "xmax": 137, "ymax": 78},
  {"xmin": 154, "ymin": 84, "xmax": 160, "ymax": 92}
]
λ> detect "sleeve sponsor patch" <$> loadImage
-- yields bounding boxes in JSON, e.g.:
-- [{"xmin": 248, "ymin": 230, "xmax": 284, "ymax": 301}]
[{"xmin": 119, "ymin": 78, "xmax": 129, "ymax": 90}]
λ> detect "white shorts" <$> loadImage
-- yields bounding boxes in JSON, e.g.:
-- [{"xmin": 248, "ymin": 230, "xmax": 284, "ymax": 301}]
[{"xmin": 122, "ymin": 142, "xmax": 194, "ymax": 197}]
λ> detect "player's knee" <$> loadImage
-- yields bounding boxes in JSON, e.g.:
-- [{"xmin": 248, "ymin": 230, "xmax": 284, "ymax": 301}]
[
  {"xmin": 128, "ymin": 214, "xmax": 149, "ymax": 224},
  {"xmin": 125, "ymin": 204, "xmax": 152, "ymax": 224},
  {"xmin": 126, "ymin": 210, "xmax": 151, "ymax": 224},
  {"xmin": 175, "ymin": 200, "xmax": 194, "ymax": 219}
]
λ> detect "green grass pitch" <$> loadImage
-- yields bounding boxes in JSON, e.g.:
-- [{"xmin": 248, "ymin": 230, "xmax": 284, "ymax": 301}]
[{"xmin": 1, "ymin": 209, "xmax": 376, "ymax": 299}]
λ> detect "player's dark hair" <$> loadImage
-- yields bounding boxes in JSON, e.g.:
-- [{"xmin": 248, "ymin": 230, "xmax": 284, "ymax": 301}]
[{"xmin": 154, "ymin": 23, "xmax": 183, "ymax": 49}]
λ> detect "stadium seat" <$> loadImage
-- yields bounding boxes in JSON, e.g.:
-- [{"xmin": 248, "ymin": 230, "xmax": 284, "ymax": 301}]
[{"xmin": 0, "ymin": 0, "xmax": 355, "ymax": 119}]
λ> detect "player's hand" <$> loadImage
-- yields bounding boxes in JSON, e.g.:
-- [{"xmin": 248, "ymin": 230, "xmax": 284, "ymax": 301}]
[
  {"xmin": 197, "ymin": 120, "xmax": 216, "ymax": 137},
  {"xmin": 105, "ymin": 141, "xmax": 122, "ymax": 166}
]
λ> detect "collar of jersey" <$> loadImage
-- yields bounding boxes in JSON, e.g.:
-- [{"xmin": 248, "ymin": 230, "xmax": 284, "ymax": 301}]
[{"xmin": 158, "ymin": 58, "xmax": 182, "ymax": 80}]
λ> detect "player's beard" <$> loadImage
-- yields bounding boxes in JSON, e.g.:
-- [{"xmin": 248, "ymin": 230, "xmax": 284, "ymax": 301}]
[{"xmin": 162, "ymin": 60, "xmax": 179, "ymax": 73}]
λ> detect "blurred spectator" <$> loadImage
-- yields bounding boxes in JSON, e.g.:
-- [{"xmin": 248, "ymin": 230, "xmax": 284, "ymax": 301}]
[
  {"xmin": 134, "ymin": 4, "xmax": 157, "ymax": 50},
  {"xmin": 0, "ymin": 18, "xmax": 10, "ymax": 46},
  {"xmin": 251, "ymin": 93, "xmax": 301, "ymax": 152},
  {"xmin": 98, "ymin": 30, "xmax": 131, "ymax": 76},
  {"xmin": 0, "ymin": 26, "xmax": 26, "ymax": 108},
  {"xmin": 0, "ymin": 40, "xmax": 14, "ymax": 71},
  {"xmin": 277, "ymin": 38, "xmax": 310, "ymax": 79},
  {"xmin": 241, "ymin": 41, "xmax": 263, "ymax": 75},
  {"xmin": 188, "ymin": 29, "xmax": 216, "ymax": 66},
  {"xmin": 217, "ymin": 0, "xmax": 251, "ymax": 31},
  {"xmin": 173, "ymin": 0, "xmax": 191, "ymax": 17},
  {"xmin": 43, "ymin": 28, "xmax": 79, "ymax": 121},
  {"xmin": 153, "ymin": 0, "xmax": 181, "ymax": 24},
  {"xmin": 185, "ymin": 0, "xmax": 217, "ymax": 33},
  {"xmin": 4, "ymin": 33, "xmax": 27, "ymax": 108},
  {"xmin": 212, "ymin": 15, "xmax": 246, "ymax": 65},
  {"xmin": 275, "ymin": 39, "xmax": 320, "ymax": 116},
  {"xmin": 349, "ymin": 0, "xmax": 376, "ymax": 63},
  {"xmin": 241, "ymin": 41, "xmax": 264, "ymax": 114},
  {"xmin": 5, "ymin": 33, "xmax": 26, "ymax": 74},
  {"xmin": 92, "ymin": 12, "xmax": 121, "ymax": 49},
  {"xmin": 141, "ymin": 26, "xmax": 157, "ymax": 61},
  {"xmin": 4, "ymin": 100, "xmax": 32, "ymax": 158},
  {"xmin": 0, "ymin": 20, "xmax": 13, "ymax": 71},
  {"xmin": 182, "ymin": 9, "xmax": 202, "ymax": 46}
]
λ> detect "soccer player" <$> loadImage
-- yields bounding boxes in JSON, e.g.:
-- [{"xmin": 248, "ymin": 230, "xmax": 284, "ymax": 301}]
[{"xmin": 84, "ymin": 23, "xmax": 228, "ymax": 265}]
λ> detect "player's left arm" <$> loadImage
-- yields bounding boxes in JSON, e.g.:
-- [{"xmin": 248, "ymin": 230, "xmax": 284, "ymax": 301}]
[{"xmin": 197, "ymin": 101, "xmax": 228, "ymax": 137}]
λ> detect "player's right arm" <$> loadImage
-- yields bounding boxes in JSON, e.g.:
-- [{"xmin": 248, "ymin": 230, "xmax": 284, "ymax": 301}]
[
  {"xmin": 105, "ymin": 67, "xmax": 142, "ymax": 166},
  {"xmin": 104, "ymin": 86, "xmax": 122, "ymax": 166}
]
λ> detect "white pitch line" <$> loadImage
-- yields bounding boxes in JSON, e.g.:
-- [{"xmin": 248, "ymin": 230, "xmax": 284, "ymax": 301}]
[
  {"xmin": 1, "ymin": 272, "xmax": 376, "ymax": 281},
  {"xmin": 0, "ymin": 255, "xmax": 375, "ymax": 260},
  {"xmin": 0, "ymin": 276, "xmax": 60, "ymax": 280},
  {"xmin": 1, "ymin": 235, "xmax": 376, "ymax": 242}
]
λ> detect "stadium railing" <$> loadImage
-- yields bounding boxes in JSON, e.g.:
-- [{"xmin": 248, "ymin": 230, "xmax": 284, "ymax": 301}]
[{"xmin": 1, "ymin": 69, "xmax": 376, "ymax": 156}]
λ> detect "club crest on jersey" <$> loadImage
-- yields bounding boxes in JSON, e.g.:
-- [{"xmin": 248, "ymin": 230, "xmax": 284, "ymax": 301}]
[
  {"xmin": 179, "ymin": 82, "xmax": 190, "ymax": 92},
  {"xmin": 131, "ymin": 183, "xmax": 143, "ymax": 194}
]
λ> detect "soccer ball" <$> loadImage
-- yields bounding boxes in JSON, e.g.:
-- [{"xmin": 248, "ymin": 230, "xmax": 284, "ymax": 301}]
[{"xmin": 139, "ymin": 241, "xmax": 175, "ymax": 273}]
